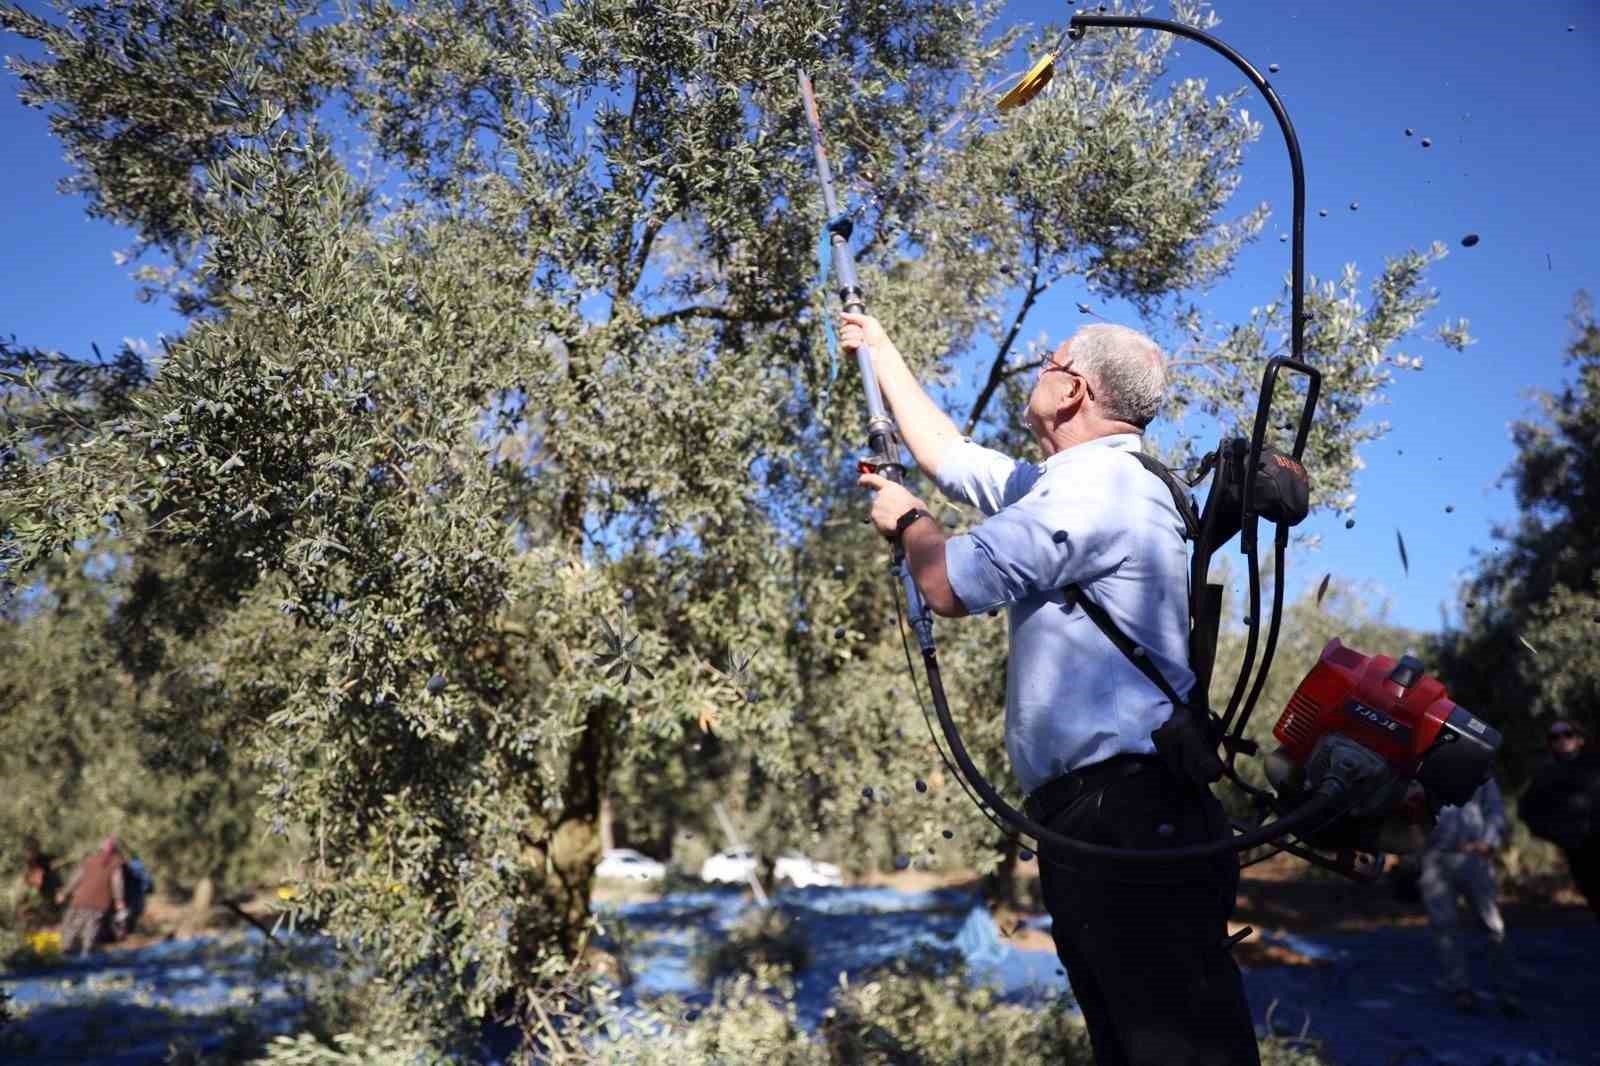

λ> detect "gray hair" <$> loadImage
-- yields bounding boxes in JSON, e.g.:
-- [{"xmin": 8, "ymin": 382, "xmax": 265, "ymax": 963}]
[{"xmin": 1069, "ymin": 323, "xmax": 1167, "ymax": 429}]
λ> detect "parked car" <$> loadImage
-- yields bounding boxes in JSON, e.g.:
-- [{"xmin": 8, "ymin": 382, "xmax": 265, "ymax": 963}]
[
  {"xmin": 699, "ymin": 848, "xmax": 843, "ymax": 888},
  {"xmin": 699, "ymin": 846, "xmax": 758, "ymax": 884},
  {"xmin": 775, "ymin": 853, "xmax": 843, "ymax": 888},
  {"xmin": 595, "ymin": 848, "xmax": 667, "ymax": 882}
]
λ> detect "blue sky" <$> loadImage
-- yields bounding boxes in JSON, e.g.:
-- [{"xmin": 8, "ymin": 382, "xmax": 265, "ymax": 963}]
[{"xmin": 2, "ymin": 2, "xmax": 1595, "ymax": 636}]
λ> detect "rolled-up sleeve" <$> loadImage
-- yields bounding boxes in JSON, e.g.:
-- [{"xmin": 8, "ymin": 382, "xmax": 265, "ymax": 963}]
[
  {"xmin": 931, "ymin": 437, "xmax": 1023, "ymax": 517},
  {"xmin": 943, "ymin": 476, "xmax": 1129, "ymax": 615}
]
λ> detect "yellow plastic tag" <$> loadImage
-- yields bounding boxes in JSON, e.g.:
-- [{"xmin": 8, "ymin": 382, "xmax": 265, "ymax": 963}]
[{"xmin": 997, "ymin": 51, "xmax": 1057, "ymax": 111}]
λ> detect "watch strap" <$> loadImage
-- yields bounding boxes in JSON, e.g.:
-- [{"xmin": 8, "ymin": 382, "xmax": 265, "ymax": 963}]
[{"xmin": 894, "ymin": 507, "xmax": 933, "ymax": 539}]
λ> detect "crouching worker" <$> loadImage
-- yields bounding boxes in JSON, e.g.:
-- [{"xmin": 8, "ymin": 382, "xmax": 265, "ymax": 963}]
[
  {"xmin": 845, "ymin": 312, "xmax": 1257, "ymax": 1066},
  {"xmin": 1421, "ymin": 774, "xmax": 1519, "ymax": 1015},
  {"xmin": 56, "ymin": 836, "xmax": 127, "ymax": 958}
]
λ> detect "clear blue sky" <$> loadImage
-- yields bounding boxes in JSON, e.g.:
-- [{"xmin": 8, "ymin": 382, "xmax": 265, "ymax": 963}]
[{"xmin": 2, "ymin": 2, "xmax": 1595, "ymax": 636}]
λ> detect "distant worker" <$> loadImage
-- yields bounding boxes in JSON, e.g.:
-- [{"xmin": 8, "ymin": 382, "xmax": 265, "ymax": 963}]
[
  {"xmin": 1420, "ymin": 774, "xmax": 1517, "ymax": 1015},
  {"xmin": 121, "ymin": 852, "xmax": 155, "ymax": 937},
  {"xmin": 55, "ymin": 836, "xmax": 127, "ymax": 958},
  {"xmin": 1520, "ymin": 718, "xmax": 1599, "ymax": 918},
  {"xmin": 12, "ymin": 835, "xmax": 62, "ymax": 931}
]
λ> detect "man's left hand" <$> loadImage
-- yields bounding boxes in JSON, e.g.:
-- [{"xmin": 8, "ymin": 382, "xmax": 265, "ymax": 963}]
[{"xmin": 857, "ymin": 471, "xmax": 929, "ymax": 540}]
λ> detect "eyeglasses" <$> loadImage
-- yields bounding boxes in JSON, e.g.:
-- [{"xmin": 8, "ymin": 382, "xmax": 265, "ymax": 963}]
[
  {"xmin": 1038, "ymin": 357, "xmax": 1094, "ymax": 399},
  {"xmin": 1549, "ymin": 729, "xmax": 1578, "ymax": 740}
]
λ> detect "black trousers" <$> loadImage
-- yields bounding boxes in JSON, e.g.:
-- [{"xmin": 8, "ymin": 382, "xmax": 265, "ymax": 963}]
[
  {"xmin": 1034, "ymin": 760, "xmax": 1259, "ymax": 1066},
  {"xmin": 1567, "ymin": 835, "xmax": 1600, "ymax": 919}
]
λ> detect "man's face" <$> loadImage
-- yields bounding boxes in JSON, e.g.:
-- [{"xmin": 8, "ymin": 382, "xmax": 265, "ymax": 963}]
[
  {"xmin": 1548, "ymin": 723, "xmax": 1584, "ymax": 760},
  {"xmin": 1021, "ymin": 336, "xmax": 1088, "ymax": 443}
]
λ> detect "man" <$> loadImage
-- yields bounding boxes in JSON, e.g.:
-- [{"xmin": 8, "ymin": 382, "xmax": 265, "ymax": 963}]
[
  {"xmin": 844, "ymin": 312, "xmax": 1257, "ymax": 1065},
  {"xmin": 55, "ymin": 835, "xmax": 127, "ymax": 958},
  {"xmin": 1419, "ymin": 774, "xmax": 1518, "ymax": 1014},
  {"xmin": 1520, "ymin": 718, "xmax": 1599, "ymax": 918},
  {"xmin": 121, "ymin": 852, "xmax": 154, "ymax": 937}
]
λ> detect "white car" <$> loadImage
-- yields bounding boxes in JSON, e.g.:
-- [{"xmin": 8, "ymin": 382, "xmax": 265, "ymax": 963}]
[
  {"xmin": 595, "ymin": 848, "xmax": 667, "ymax": 882},
  {"xmin": 699, "ymin": 848, "xmax": 843, "ymax": 888},
  {"xmin": 775, "ymin": 853, "xmax": 843, "ymax": 888},
  {"xmin": 699, "ymin": 846, "xmax": 758, "ymax": 884}
]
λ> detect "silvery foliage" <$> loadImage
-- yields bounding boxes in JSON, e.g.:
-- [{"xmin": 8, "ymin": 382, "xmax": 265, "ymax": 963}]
[
  {"xmin": 1, "ymin": 0, "xmax": 1468, "ymax": 1051},
  {"xmin": 1431, "ymin": 293, "xmax": 1598, "ymax": 773}
]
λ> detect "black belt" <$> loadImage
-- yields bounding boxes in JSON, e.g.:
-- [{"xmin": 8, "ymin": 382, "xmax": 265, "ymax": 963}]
[{"xmin": 1023, "ymin": 752, "xmax": 1166, "ymax": 827}]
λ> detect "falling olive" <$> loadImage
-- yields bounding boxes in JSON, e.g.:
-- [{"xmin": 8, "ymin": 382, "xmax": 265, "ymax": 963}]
[
  {"xmin": 1421, "ymin": 138, "xmax": 1432, "ymax": 148},
  {"xmin": 1349, "ymin": 201, "xmax": 1360, "ymax": 211},
  {"xmin": 1345, "ymin": 518, "xmax": 1356, "ymax": 530},
  {"xmin": 1445, "ymin": 505, "xmax": 1455, "ymax": 513},
  {"xmin": 834, "ymin": 626, "xmax": 847, "ymax": 639},
  {"xmin": 1460, "ymin": 234, "xmax": 1480, "ymax": 248},
  {"xmin": 894, "ymin": 854, "xmax": 911, "ymax": 871},
  {"xmin": 833, "ymin": 564, "xmax": 846, "ymax": 579},
  {"xmin": 1405, "ymin": 128, "xmax": 1414, "ymax": 137},
  {"xmin": 862, "ymin": 786, "xmax": 875, "ymax": 800},
  {"xmin": 915, "ymin": 779, "xmax": 928, "ymax": 793},
  {"xmin": 427, "ymin": 673, "xmax": 446, "ymax": 694},
  {"xmin": 942, "ymin": 829, "xmax": 954, "ymax": 839},
  {"xmin": 1268, "ymin": 63, "xmax": 1280, "ymax": 73},
  {"xmin": 1318, "ymin": 209, "xmax": 1328, "ymax": 217}
]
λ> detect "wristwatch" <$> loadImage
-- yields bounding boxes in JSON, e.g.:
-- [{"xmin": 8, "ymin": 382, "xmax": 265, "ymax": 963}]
[{"xmin": 893, "ymin": 507, "xmax": 934, "ymax": 539}]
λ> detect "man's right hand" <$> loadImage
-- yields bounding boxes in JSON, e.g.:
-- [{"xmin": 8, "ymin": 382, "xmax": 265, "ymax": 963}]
[{"xmin": 839, "ymin": 312, "xmax": 889, "ymax": 354}]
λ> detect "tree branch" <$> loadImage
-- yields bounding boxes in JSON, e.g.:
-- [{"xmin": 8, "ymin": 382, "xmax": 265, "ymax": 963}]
[
  {"xmin": 642, "ymin": 304, "xmax": 782, "ymax": 329},
  {"xmin": 964, "ymin": 249, "xmax": 1049, "ymax": 436}
]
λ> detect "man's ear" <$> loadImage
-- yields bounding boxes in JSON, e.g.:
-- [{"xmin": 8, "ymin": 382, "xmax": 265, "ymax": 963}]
[{"xmin": 1053, "ymin": 381, "xmax": 1086, "ymax": 423}]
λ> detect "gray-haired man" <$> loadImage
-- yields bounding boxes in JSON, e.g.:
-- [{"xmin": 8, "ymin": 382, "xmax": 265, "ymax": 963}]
[{"xmin": 845, "ymin": 312, "xmax": 1257, "ymax": 1066}]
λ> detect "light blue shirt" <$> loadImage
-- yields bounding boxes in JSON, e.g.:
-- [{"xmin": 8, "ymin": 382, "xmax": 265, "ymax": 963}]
[{"xmin": 934, "ymin": 433, "xmax": 1197, "ymax": 796}]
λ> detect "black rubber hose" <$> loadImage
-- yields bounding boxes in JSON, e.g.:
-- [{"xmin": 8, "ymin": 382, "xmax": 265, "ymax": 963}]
[{"xmin": 924, "ymin": 647, "xmax": 1348, "ymax": 861}]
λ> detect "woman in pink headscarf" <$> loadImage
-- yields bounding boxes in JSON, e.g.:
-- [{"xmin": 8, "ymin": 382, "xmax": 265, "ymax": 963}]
[{"xmin": 55, "ymin": 835, "xmax": 126, "ymax": 958}]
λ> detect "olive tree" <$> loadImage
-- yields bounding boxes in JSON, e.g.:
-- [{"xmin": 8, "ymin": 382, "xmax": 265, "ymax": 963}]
[{"xmin": 3, "ymin": 0, "xmax": 1469, "ymax": 1053}]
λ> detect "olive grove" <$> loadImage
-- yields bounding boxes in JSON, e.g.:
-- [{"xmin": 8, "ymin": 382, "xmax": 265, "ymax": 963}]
[{"xmin": 1, "ymin": 0, "xmax": 1470, "ymax": 1054}]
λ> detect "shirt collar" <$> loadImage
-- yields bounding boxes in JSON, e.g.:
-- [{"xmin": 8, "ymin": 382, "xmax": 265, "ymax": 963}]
[{"xmin": 1040, "ymin": 432, "xmax": 1143, "ymax": 473}]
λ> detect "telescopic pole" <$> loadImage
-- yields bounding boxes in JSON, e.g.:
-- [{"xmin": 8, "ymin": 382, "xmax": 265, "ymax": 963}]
[{"xmin": 798, "ymin": 72, "xmax": 935, "ymax": 657}]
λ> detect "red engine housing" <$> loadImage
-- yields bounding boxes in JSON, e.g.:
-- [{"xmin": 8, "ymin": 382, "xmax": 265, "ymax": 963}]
[{"xmin": 1273, "ymin": 638, "xmax": 1499, "ymax": 808}]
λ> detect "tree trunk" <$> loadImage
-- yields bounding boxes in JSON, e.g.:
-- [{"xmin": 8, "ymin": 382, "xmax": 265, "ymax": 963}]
[
  {"xmin": 981, "ymin": 839, "xmax": 1024, "ymax": 910},
  {"xmin": 518, "ymin": 701, "xmax": 611, "ymax": 965},
  {"xmin": 599, "ymin": 792, "xmax": 615, "ymax": 853},
  {"xmin": 183, "ymin": 875, "xmax": 215, "ymax": 936}
]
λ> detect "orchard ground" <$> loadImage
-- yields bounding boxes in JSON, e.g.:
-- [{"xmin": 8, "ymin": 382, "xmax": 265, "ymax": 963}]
[{"xmin": 3, "ymin": 859, "xmax": 1598, "ymax": 1065}]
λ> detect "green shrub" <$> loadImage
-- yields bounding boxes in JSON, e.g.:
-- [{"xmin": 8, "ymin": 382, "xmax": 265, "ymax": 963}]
[
  {"xmin": 1500, "ymin": 796, "xmax": 1571, "ymax": 891},
  {"xmin": 696, "ymin": 907, "xmax": 811, "ymax": 985},
  {"xmin": 591, "ymin": 968, "xmax": 825, "ymax": 1066},
  {"xmin": 243, "ymin": 1032, "xmax": 430, "ymax": 1066},
  {"xmin": 820, "ymin": 957, "xmax": 1087, "ymax": 1065}
]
